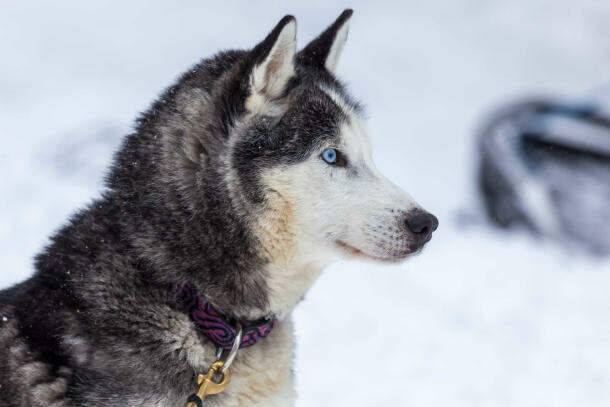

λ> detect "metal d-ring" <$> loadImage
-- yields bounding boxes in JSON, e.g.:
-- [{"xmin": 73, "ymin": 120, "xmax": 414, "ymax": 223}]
[{"xmin": 215, "ymin": 322, "xmax": 242, "ymax": 374}]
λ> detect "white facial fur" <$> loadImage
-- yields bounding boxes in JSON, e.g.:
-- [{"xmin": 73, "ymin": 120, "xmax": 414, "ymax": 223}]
[{"xmin": 260, "ymin": 86, "xmax": 424, "ymax": 269}]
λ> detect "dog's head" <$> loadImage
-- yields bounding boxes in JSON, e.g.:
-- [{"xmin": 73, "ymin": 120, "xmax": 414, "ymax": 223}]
[
  {"xmin": 227, "ymin": 11, "xmax": 438, "ymax": 266},
  {"xmin": 110, "ymin": 10, "xmax": 440, "ymax": 315},
  {"xmin": 120, "ymin": 11, "xmax": 438, "ymax": 313}
]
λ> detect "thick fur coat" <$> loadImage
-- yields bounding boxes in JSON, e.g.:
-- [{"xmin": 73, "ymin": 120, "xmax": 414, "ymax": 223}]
[{"xmin": 0, "ymin": 10, "xmax": 437, "ymax": 406}]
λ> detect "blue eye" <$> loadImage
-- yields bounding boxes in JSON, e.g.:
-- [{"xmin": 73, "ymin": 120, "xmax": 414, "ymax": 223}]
[{"xmin": 322, "ymin": 148, "xmax": 337, "ymax": 164}]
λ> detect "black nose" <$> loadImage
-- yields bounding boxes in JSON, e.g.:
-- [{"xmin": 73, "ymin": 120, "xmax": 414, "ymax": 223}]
[{"xmin": 405, "ymin": 211, "xmax": 438, "ymax": 240}]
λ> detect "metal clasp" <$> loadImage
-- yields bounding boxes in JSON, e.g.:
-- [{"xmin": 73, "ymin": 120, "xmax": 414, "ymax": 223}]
[{"xmin": 185, "ymin": 323, "xmax": 242, "ymax": 407}]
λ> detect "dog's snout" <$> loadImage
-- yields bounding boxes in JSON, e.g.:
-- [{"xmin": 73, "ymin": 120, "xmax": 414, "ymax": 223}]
[{"xmin": 405, "ymin": 211, "xmax": 438, "ymax": 242}]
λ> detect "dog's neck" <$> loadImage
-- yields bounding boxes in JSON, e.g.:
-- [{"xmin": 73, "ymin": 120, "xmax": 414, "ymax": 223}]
[
  {"xmin": 179, "ymin": 254, "xmax": 328, "ymax": 323},
  {"xmin": 250, "ymin": 194, "xmax": 334, "ymax": 320},
  {"xmin": 264, "ymin": 257, "xmax": 329, "ymax": 319}
]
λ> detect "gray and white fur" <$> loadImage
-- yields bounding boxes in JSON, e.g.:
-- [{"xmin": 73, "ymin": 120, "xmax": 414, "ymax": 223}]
[{"xmin": 0, "ymin": 10, "xmax": 437, "ymax": 406}]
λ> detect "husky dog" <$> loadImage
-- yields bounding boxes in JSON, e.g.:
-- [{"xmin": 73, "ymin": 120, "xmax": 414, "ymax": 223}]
[{"xmin": 0, "ymin": 10, "xmax": 437, "ymax": 406}]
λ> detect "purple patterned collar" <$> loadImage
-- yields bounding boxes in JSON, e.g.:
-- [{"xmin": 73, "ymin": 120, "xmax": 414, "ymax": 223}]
[{"xmin": 178, "ymin": 283, "xmax": 276, "ymax": 349}]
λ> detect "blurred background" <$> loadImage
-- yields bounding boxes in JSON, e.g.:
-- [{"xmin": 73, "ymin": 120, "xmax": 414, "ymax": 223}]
[{"xmin": 1, "ymin": 1, "xmax": 609, "ymax": 405}]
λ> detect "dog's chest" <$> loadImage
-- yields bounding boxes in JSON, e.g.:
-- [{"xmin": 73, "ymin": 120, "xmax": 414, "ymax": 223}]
[{"xmin": 158, "ymin": 316, "xmax": 297, "ymax": 407}]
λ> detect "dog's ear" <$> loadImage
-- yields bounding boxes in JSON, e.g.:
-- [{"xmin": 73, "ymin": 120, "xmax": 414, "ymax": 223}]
[
  {"xmin": 246, "ymin": 15, "xmax": 297, "ymax": 114},
  {"xmin": 297, "ymin": 9, "xmax": 352, "ymax": 73}
]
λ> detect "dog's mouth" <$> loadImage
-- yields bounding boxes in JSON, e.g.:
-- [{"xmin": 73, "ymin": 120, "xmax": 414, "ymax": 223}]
[{"xmin": 335, "ymin": 240, "xmax": 411, "ymax": 263}]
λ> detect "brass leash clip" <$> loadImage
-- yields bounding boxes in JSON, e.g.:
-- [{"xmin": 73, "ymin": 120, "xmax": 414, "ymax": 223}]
[
  {"xmin": 185, "ymin": 361, "xmax": 231, "ymax": 407},
  {"xmin": 185, "ymin": 323, "xmax": 242, "ymax": 407}
]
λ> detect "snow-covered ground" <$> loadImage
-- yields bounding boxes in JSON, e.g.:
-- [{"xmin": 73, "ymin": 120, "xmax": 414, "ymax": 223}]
[{"xmin": 1, "ymin": 1, "xmax": 609, "ymax": 405}]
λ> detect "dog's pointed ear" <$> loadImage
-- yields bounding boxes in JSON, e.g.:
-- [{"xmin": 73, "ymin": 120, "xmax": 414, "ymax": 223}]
[
  {"xmin": 297, "ymin": 9, "xmax": 352, "ymax": 73},
  {"xmin": 246, "ymin": 15, "xmax": 297, "ymax": 114}
]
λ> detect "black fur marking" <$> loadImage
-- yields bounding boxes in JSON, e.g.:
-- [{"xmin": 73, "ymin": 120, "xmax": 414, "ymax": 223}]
[
  {"xmin": 297, "ymin": 9, "xmax": 353, "ymax": 70},
  {"xmin": 232, "ymin": 80, "xmax": 348, "ymax": 204}
]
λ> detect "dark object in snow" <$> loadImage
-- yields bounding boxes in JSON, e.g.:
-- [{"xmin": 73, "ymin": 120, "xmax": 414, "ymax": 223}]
[{"xmin": 478, "ymin": 98, "xmax": 610, "ymax": 255}]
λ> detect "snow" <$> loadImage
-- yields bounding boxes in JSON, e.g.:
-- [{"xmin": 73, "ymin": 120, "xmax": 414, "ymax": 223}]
[{"xmin": 1, "ymin": 1, "xmax": 609, "ymax": 405}]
